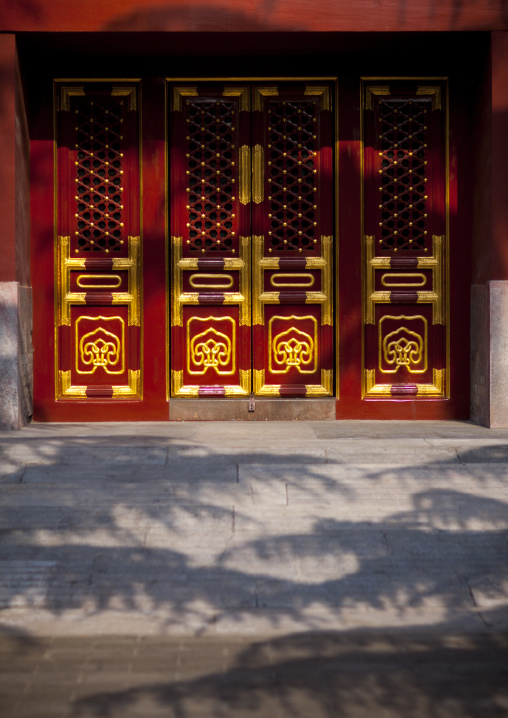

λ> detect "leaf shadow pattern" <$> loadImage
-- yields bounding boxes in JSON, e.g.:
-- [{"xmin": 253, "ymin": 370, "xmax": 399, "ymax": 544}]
[
  {"xmin": 0, "ymin": 431, "xmax": 508, "ymax": 715},
  {"xmin": 0, "ymin": 435, "xmax": 507, "ymax": 632},
  {"xmin": 68, "ymin": 629, "xmax": 508, "ymax": 718}
]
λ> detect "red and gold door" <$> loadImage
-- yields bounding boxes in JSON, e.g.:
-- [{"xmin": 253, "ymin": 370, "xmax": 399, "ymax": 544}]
[
  {"xmin": 362, "ymin": 82, "xmax": 447, "ymax": 401},
  {"xmin": 55, "ymin": 83, "xmax": 142, "ymax": 402},
  {"xmin": 169, "ymin": 82, "xmax": 334, "ymax": 398}
]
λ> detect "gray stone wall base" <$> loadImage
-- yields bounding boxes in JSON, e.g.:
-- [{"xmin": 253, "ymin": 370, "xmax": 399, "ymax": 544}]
[
  {"xmin": 0, "ymin": 281, "xmax": 33, "ymax": 429},
  {"xmin": 471, "ymin": 280, "xmax": 508, "ymax": 427}
]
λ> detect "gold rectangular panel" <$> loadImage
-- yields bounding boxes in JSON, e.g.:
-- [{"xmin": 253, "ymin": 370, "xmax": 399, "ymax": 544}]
[
  {"xmin": 252, "ymin": 145, "xmax": 264, "ymax": 204},
  {"xmin": 239, "ymin": 145, "xmax": 251, "ymax": 205}
]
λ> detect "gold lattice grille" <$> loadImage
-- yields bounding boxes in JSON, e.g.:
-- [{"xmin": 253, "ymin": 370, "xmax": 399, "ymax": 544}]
[
  {"xmin": 378, "ymin": 99, "xmax": 429, "ymax": 252},
  {"xmin": 73, "ymin": 99, "xmax": 126, "ymax": 254},
  {"xmin": 267, "ymin": 100, "xmax": 318, "ymax": 252},
  {"xmin": 185, "ymin": 100, "xmax": 236, "ymax": 252}
]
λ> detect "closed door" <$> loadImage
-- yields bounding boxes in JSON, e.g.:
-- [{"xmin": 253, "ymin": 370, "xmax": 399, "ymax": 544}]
[{"xmin": 169, "ymin": 82, "xmax": 334, "ymax": 398}]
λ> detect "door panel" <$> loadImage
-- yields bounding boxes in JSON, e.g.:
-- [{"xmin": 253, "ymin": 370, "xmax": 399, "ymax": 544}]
[
  {"xmin": 170, "ymin": 85, "xmax": 251, "ymax": 397},
  {"xmin": 251, "ymin": 84, "xmax": 334, "ymax": 396}
]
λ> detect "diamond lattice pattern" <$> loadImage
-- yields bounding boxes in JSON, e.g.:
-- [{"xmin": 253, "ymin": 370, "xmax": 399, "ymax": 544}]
[
  {"xmin": 268, "ymin": 101, "xmax": 318, "ymax": 252},
  {"xmin": 378, "ymin": 99, "xmax": 429, "ymax": 252},
  {"xmin": 74, "ymin": 99, "xmax": 125, "ymax": 254},
  {"xmin": 186, "ymin": 100, "xmax": 236, "ymax": 252}
]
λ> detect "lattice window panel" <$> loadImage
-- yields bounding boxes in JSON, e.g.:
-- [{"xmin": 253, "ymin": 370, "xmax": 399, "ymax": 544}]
[
  {"xmin": 378, "ymin": 99, "xmax": 429, "ymax": 252},
  {"xmin": 268, "ymin": 101, "xmax": 318, "ymax": 252},
  {"xmin": 185, "ymin": 100, "xmax": 236, "ymax": 252},
  {"xmin": 73, "ymin": 99, "xmax": 127, "ymax": 254}
]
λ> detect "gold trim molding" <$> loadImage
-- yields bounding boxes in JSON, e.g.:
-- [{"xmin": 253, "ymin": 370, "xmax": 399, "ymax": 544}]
[
  {"xmin": 417, "ymin": 86, "xmax": 442, "ymax": 111},
  {"xmin": 223, "ymin": 86, "xmax": 250, "ymax": 112},
  {"xmin": 305, "ymin": 86, "xmax": 331, "ymax": 111},
  {"xmin": 111, "ymin": 86, "xmax": 137, "ymax": 111},
  {"xmin": 58, "ymin": 86, "xmax": 85, "ymax": 112},
  {"xmin": 365, "ymin": 86, "xmax": 390, "ymax": 111},
  {"xmin": 173, "ymin": 86, "xmax": 198, "ymax": 112},
  {"xmin": 253, "ymin": 86, "xmax": 279, "ymax": 113}
]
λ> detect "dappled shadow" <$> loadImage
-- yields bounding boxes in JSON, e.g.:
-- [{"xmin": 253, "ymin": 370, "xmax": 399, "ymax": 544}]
[
  {"xmin": 0, "ymin": 430, "xmax": 508, "ymax": 714},
  {"xmin": 68, "ymin": 630, "xmax": 508, "ymax": 717},
  {"xmin": 0, "ymin": 433, "xmax": 507, "ymax": 635}
]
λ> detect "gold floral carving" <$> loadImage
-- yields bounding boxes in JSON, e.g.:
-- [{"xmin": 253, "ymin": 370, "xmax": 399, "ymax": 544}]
[
  {"xmin": 379, "ymin": 316, "xmax": 427, "ymax": 374},
  {"xmin": 76, "ymin": 316, "xmax": 125, "ymax": 375},
  {"xmin": 187, "ymin": 317, "xmax": 236, "ymax": 376},
  {"xmin": 269, "ymin": 315, "xmax": 318, "ymax": 374}
]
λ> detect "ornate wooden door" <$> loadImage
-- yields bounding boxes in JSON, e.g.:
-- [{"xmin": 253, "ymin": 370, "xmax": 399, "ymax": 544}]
[
  {"xmin": 55, "ymin": 83, "xmax": 142, "ymax": 402},
  {"xmin": 169, "ymin": 82, "xmax": 334, "ymax": 398},
  {"xmin": 362, "ymin": 82, "xmax": 447, "ymax": 400}
]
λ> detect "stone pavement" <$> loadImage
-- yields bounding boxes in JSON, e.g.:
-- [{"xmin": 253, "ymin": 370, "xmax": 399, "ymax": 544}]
[{"xmin": 1, "ymin": 420, "xmax": 508, "ymax": 717}]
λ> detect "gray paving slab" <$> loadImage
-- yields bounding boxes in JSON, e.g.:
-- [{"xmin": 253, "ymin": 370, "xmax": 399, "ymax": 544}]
[{"xmin": 0, "ymin": 421, "xmax": 508, "ymax": 716}]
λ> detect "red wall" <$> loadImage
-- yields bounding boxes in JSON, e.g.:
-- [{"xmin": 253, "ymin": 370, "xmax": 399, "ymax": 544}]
[
  {"xmin": 1, "ymin": 0, "xmax": 508, "ymax": 33},
  {"xmin": 0, "ymin": 35, "xmax": 16, "ymax": 282}
]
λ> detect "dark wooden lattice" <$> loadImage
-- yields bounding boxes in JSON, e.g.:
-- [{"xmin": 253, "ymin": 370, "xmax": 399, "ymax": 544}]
[
  {"xmin": 268, "ymin": 101, "xmax": 318, "ymax": 252},
  {"xmin": 73, "ymin": 99, "xmax": 126, "ymax": 253},
  {"xmin": 378, "ymin": 99, "xmax": 429, "ymax": 252},
  {"xmin": 185, "ymin": 100, "xmax": 236, "ymax": 252}
]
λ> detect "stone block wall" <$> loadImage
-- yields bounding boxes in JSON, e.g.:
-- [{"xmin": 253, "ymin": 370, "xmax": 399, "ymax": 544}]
[{"xmin": 0, "ymin": 282, "xmax": 33, "ymax": 429}]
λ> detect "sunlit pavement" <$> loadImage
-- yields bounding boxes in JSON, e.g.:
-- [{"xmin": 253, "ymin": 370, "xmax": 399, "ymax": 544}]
[{"xmin": 1, "ymin": 420, "xmax": 508, "ymax": 716}]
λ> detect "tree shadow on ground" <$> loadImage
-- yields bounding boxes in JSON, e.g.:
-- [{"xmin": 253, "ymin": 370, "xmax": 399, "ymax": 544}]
[
  {"xmin": 0, "ymin": 438, "xmax": 507, "ymax": 630},
  {"xmin": 67, "ymin": 628, "xmax": 508, "ymax": 717},
  {"xmin": 0, "ymin": 435, "xmax": 507, "ymax": 716}
]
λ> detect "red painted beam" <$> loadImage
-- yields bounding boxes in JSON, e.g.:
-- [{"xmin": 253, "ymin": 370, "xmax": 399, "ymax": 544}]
[{"xmin": 1, "ymin": 0, "xmax": 508, "ymax": 33}]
